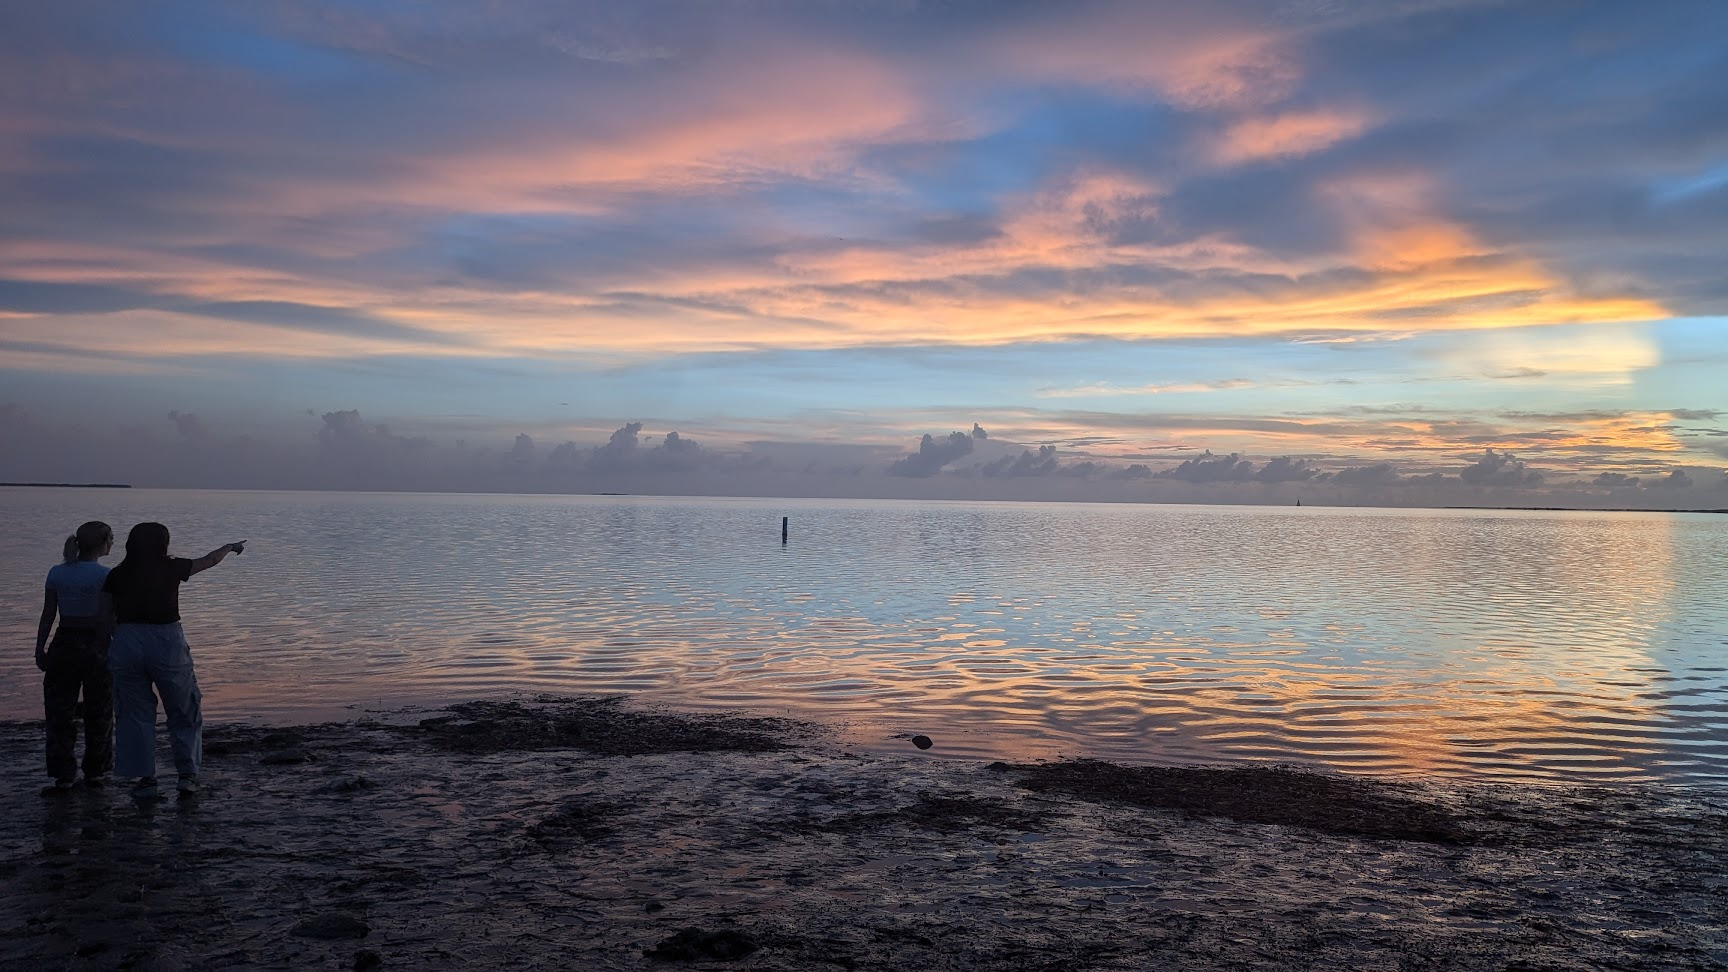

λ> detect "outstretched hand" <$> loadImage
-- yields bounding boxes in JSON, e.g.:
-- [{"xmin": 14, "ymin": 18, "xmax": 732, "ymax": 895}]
[{"xmin": 228, "ymin": 541, "xmax": 247, "ymax": 555}]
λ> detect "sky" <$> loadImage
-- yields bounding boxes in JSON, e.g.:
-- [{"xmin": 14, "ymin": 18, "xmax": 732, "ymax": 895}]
[{"xmin": 2, "ymin": 0, "xmax": 1726, "ymax": 506}]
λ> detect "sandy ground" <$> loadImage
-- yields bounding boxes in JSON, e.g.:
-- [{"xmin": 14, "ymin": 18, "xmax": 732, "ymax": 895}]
[{"xmin": 1, "ymin": 696, "xmax": 1725, "ymax": 972}]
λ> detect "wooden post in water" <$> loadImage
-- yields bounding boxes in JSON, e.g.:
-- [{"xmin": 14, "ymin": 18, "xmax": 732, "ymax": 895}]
[{"xmin": 781, "ymin": 516, "xmax": 788, "ymax": 545}]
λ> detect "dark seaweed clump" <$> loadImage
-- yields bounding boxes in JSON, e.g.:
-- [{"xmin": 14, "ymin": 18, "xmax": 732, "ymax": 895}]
[
  {"xmin": 410, "ymin": 698, "xmax": 810, "ymax": 756},
  {"xmin": 1016, "ymin": 760, "xmax": 1471, "ymax": 844}
]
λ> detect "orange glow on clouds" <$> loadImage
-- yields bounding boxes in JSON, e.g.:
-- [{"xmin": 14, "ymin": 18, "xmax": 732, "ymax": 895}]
[
  {"xmin": 1209, "ymin": 110, "xmax": 1372, "ymax": 165},
  {"xmin": 956, "ymin": 405, "xmax": 1695, "ymax": 468},
  {"xmin": 0, "ymin": 200, "xmax": 1666, "ymax": 366},
  {"xmin": 0, "ymin": 6, "xmax": 1685, "ymax": 386}
]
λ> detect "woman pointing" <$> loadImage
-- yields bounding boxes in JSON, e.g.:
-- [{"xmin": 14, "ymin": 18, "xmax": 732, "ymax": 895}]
[{"xmin": 103, "ymin": 523, "xmax": 245, "ymax": 798}]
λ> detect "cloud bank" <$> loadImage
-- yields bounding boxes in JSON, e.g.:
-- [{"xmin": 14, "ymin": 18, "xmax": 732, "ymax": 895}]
[{"xmin": 0, "ymin": 1, "xmax": 1724, "ymax": 499}]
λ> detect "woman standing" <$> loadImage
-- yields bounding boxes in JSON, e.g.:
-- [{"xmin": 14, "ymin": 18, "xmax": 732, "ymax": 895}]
[
  {"xmin": 102, "ymin": 522, "xmax": 245, "ymax": 798},
  {"xmin": 36, "ymin": 521, "xmax": 116, "ymax": 795}
]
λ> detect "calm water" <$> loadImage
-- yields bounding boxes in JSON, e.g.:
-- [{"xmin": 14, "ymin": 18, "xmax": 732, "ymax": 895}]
[{"xmin": 3, "ymin": 488, "xmax": 1726, "ymax": 785}]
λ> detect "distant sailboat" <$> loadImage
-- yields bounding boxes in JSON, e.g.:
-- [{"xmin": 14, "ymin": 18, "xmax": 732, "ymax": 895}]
[{"xmin": 1296, "ymin": 497, "xmax": 1301, "ymax": 507}]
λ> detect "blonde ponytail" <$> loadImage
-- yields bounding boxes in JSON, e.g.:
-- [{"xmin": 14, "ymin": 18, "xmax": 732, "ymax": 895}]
[{"xmin": 65, "ymin": 521, "xmax": 113, "ymax": 563}]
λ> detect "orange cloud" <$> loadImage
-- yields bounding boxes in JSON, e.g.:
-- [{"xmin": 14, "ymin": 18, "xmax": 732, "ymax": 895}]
[
  {"xmin": 680, "ymin": 166, "xmax": 1662, "ymax": 353},
  {"xmin": 949, "ymin": 404, "xmax": 1699, "ymax": 468},
  {"xmin": 1, "ymin": 158, "xmax": 1668, "ymax": 363},
  {"xmin": 0, "ymin": 310, "xmax": 475, "ymax": 362},
  {"xmin": 1345, "ymin": 411, "xmax": 1690, "ymax": 460},
  {"xmin": 1209, "ymin": 109, "xmax": 1372, "ymax": 165},
  {"xmin": 255, "ymin": 44, "xmax": 930, "ymax": 218},
  {"xmin": 0, "ymin": 29, "xmax": 1669, "ymax": 364}
]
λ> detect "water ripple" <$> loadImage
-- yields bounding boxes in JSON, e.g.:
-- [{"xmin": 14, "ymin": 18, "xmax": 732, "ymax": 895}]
[{"xmin": 2, "ymin": 489, "xmax": 1726, "ymax": 785}]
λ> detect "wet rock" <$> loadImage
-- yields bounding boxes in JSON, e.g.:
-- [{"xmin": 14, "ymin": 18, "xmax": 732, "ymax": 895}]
[
  {"xmin": 353, "ymin": 948, "xmax": 384, "ymax": 970},
  {"xmin": 644, "ymin": 900, "xmax": 665, "ymax": 913},
  {"xmin": 910, "ymin": 735, "xmax": 933, "ymax": 751},
  {"xmin": 1017, "ymin": 760, "xmax": 1470, "ymax": 844},
  {"xmin": 987, "ymin": 761, "xmax": 1011, "ymax": 772},
  {"xmin": 408, "ymin": 699, "xmax": 809, "ymax": 756},
  {"xmin": 260, "ymin": 748, "xmax": 311, "ymax": 766},
  {"xmin": 332, "ymin": 776, "xmax": 373, "ymax": 793},
  {"xmin": 644, "ymin": 928, "xmax": 757, "ymax": 962},
  {"xmin": 291, "ymin": 913, "xmax": 371, "ymax": 940}
]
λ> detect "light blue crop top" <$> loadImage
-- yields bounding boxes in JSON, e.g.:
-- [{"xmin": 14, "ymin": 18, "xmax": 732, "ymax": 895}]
[{"xmin": 45, "ymin": 560, "xmax": 109, "ymax": 618}]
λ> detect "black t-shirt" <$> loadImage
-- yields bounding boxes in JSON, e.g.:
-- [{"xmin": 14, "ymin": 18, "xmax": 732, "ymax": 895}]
[{"xmin": 103, "ymin": 558, "xmax": 194, "ymax": 624}]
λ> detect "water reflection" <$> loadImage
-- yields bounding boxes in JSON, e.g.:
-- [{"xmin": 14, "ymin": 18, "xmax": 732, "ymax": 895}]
[{"xmin": 1, "ymin": 490, "xmax": 1724, "ymax": 784}]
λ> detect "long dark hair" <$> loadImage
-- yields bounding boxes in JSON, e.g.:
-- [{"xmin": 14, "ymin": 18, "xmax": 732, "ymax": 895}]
[
  {"xmin": 62, "ymin": 521, "xmax": 113, "ymax": 563},
  {"xmin": 122, "ymin": 522, "xmax": 172, "ymax": 562}
]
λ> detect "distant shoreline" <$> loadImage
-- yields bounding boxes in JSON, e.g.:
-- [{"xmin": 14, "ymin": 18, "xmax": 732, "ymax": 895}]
[
  {"xmin": 1443, "ymin": 505, "xmax": 1728, "ymax": 513},
  {"xmin": 1, "ymin": 483, "xmax": 1721, "ymax": 512},
  {"xmin": 0, "ymin": 482, "xmax": 132, "ymax": 489}
]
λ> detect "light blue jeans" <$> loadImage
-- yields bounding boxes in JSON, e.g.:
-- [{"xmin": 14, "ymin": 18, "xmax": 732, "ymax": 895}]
[{"xmin": 110, "ymin": 622, "xmax": 202, "ymax": 780}]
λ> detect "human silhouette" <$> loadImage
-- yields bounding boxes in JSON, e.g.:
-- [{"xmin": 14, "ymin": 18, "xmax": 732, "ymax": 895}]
[
  {"xmin": 36, "ymin": 521, "xmax": 116, "ymax": 795},
  {"xmin": 102, "ymin": 523, "xmax": 245, "ymax": 798}
]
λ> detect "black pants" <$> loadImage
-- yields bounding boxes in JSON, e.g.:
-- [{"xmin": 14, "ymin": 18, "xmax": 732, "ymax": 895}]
[{"xmin": 43, "ymin": 627, "xmax": 113, "ymax": 782}]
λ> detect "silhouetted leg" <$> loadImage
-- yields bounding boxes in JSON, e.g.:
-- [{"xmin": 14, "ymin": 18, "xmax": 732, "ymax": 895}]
[
  {"xmin": 42, "ymin": 636, "xmax": 81, "ymax": 782},
  {"xmin": 110, "ymin": 625, "xmax": 160, "ymax": 780},
  {"xmin": 82, "ymin": 644, "xmax": 114, "ymax": 779},
  {"xmin": 151, "ymin": 623, "xmax": 203, "ymax": 779}
]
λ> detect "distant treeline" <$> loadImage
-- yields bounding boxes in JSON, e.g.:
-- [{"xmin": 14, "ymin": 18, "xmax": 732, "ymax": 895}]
[
  {"xmin": 0, "ymin": 482, "xmax": 132, "ymax": 489},
  {"xmin": 1444, "ymin": 505, "xmax": 1727, "ymax": 514}
]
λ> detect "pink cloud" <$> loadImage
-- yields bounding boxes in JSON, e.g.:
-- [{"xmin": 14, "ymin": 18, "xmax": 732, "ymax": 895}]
[{"xmin": 1208, "ymin": 109, "xmax": 1373, "ymax": 165}]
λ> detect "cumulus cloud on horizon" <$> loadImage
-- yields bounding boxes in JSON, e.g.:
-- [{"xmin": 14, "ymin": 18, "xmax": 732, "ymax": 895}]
[{"xmin": 3, "ymin": 402, "xmax": 1725, "ymax": 506}]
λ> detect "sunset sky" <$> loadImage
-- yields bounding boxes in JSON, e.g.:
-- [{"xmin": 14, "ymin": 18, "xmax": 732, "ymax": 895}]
[{"xmin": 3, "ymin": 0, "xmax": 1726, "ymax": 504}]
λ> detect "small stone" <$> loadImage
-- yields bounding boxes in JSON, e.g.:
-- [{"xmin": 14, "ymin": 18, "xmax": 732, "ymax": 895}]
[
  {"xmin": 291, "ymin": 913, "xmax": 370, "ymax": 940},
  {"xmin": 644, "ymin": 900, "xmax": 665, "ymax": 913},
  {"xmin": 353, "ymin": 948, "xmax": 384, "ymax": 970},
  {"xmin": 986, "ymin": 761, "xmax": 1011, "ymax": 772},
  {"xmin": 910, "ymin": 735, "xmax": 933, "ymax": 750}
]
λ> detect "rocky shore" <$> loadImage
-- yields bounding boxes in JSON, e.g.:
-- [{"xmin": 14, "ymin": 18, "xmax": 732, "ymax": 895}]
[{"xmin": 1, "ymin": 696, "xmax": 1724, "ymax": 971}]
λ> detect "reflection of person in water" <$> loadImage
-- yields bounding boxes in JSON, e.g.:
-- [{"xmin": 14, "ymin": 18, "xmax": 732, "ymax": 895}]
[
  {"xmin": 36, "ymin": 521, "xmax": 116, "ymax": 796},
  {"xmin": 102, "ymin": 522, "xmax": 245, "ymax": 799}
]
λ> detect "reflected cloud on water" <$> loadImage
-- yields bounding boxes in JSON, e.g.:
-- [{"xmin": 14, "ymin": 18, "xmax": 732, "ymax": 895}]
[{"xmin": 1, "ymin": 490, "xmax": 1724, "ymax": 785}]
